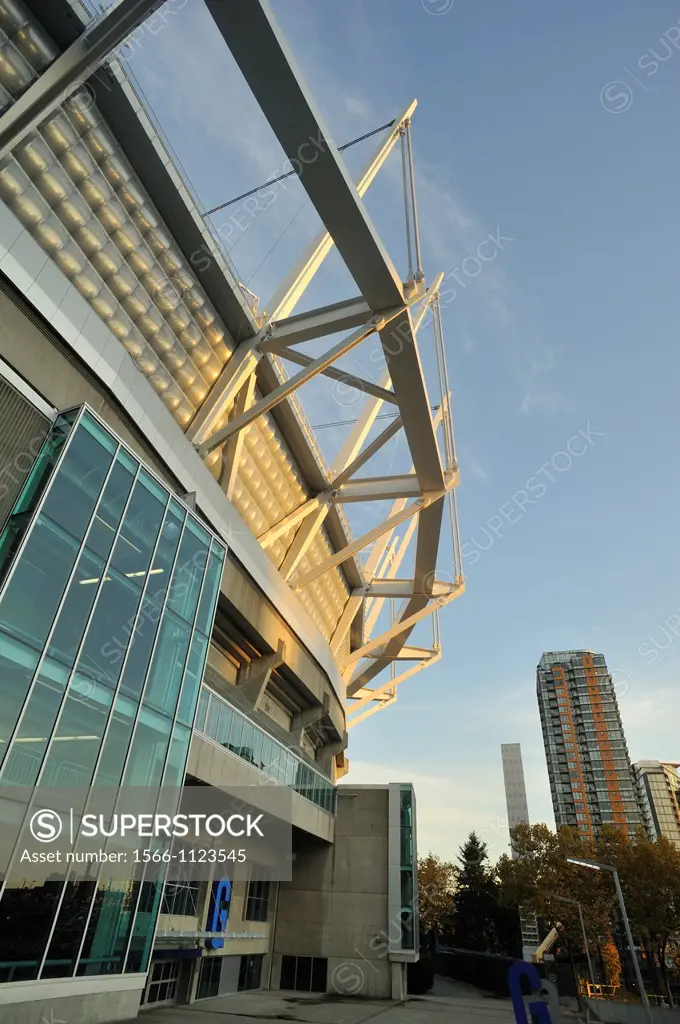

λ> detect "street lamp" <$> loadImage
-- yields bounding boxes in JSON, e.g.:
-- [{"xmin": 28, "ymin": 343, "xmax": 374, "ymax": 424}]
[
  {"xmin": 553, "ymin": 894, "xmax": 595, "ymax": 987},
  {"xmin": 566, "ymin": 857, "xmax": 652, "ymax": 1023}
]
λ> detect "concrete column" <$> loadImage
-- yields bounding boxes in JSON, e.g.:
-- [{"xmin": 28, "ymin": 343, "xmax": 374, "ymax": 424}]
[{"xmin": 236, "ymin": 639, "xmax": 286, "ymax": 708}]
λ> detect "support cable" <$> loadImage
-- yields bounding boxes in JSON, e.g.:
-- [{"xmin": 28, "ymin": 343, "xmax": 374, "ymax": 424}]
[{"xmin": 203, "ymin": 120, "xmax": 396, "ymax": 217}]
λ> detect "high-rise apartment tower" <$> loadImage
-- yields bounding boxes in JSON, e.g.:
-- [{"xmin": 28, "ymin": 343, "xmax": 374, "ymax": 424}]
[
  {"xmin": 634, "ymin": 761, "xmax": 680, "ymax": 847},
  {"xmin": 537, "ymin": 651, "xmax": 641, "ymax": 839}
]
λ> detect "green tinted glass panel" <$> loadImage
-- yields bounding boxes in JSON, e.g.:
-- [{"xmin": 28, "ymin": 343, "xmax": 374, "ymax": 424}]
[
  {"xmin": 163, "ymin": 722, "xmax": 190, "ymax": 787},
  {"xmin": 194, "ymin": 544, "xmax": 223, "ymax": 635},
  {"xmin": 165, "ymin": 523, "xmax": 208, "ymax": 625},
  {"xmin": 86, "ymin": 455, "xmax": 136, "ymax": 561},
  {"xmin": 0, "ymin": 516, "xmax": 80, "ymax": 653},
  {"xmin": 41, "ymin": 418, "xmax": 115, "ymax": 543},
  {"xmin": 109, "ymin": 471, "xmax": 165, "ymax": 579},
  {"xmin": 143, "ymin": 612, "xmax": 191, "ymax": 717},
  {"xmin": 176, "ymin": 631, "xmax": 208, "ymax": 726}
]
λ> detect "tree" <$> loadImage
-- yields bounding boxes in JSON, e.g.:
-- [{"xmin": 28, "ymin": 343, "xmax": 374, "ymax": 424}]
[
  {"xmin": 450, "ymin": 832, "xmax": 502, "ymax": 952},
  {"xmin": 596, "ymin": 827, "xmax": 680, "ymax": 1004},
  {"xmin": 497, "ymin": 822, "xmax": 680, "ymax": 1002},
  {"xmin": 417, "ymin": 853, "xmax": 457, "ymax": 948},
  {"xmin": 601, "ymin": 938, "xmax": 621, "ymax": 989},
  {"xmin": 497, "ymin": 823, "xmax": 615, "ymax": 953}
]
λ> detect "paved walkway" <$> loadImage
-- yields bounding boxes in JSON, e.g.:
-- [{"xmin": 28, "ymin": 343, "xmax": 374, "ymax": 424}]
[{"xmin": 127, "ymin": 976, "xmax": 517, "ymax": 1024}]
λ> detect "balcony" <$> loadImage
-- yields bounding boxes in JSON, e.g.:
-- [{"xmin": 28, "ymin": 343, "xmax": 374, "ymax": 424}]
[{"xmin": 194, "ymin": 686, "xmax": 336, "ymax": 814}]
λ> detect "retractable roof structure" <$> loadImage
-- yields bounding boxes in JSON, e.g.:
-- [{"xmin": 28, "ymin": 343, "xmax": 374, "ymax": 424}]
[{"xmin": 0, "ymin": 0, "xmax": 464, "ymax": 722}]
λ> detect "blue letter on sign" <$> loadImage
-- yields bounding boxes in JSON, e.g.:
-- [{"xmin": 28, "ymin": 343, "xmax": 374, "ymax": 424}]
[
  {"xmin": 508, "ymin": 961, "xmax": 554, "ymax": 1024},
  {"xmin": 206, "ymin": 879, "xmax": 231, "ymax": 950}
]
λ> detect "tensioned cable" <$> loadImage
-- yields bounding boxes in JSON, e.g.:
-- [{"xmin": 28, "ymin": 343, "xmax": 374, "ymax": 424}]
[
  {"xmin": 203, "ymin": 119, "xmax": 396, "ymax": 218},
  {"xmin": 311, "ymin": 412, "xmax": 399, "ymax": 430},
  {"xmin": 245, "ymin": 199, "xmax": 309, "ymax": 286}
]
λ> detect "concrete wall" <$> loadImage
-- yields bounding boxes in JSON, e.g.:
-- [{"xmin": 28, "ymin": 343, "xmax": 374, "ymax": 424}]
[
  {"xmin": 272, "ymin": 788, "xmax": 392, "ymax": 998},
  {"xmin": 0, "ymin": 974, "xmax": 144, "ymax": 1024}
]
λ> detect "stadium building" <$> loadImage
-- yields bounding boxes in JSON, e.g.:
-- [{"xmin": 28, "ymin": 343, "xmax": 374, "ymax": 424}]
[{"xmin": 0, "ymin": 0, "xmax": 462, "ymax": 1020}]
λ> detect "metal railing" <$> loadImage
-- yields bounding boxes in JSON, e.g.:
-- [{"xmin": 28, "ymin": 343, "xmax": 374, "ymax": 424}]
[{"xmin": 195, "ymin": 685, "xmax": 336, "ymax": 814}]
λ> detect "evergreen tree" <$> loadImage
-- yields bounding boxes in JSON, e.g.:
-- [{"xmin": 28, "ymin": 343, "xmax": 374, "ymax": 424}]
[{"xmin": 450, "ymin": 832, "xmax": 500, "ymax": 952}]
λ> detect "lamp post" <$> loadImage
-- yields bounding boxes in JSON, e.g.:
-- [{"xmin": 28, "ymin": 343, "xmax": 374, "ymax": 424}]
[
  {"xmin": 553, "ymin": 894, "xmax": 595, "ymax": 987},
  {"xmin": 566, "ymin": 857, "xmax": 652, "ymax": 1023}
]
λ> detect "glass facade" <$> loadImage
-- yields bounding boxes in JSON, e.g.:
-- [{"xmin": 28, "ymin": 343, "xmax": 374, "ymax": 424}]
[
  {"xmin": 0, "ymin": 407, "xmax": 225, "ymax": 982},
  {"xmin": 195, "ymin": 686, "xmax": 336, "ymax": 813},
  {"xmin": 399, "ymin": 785, "xmax": 417, "ymax": 952}
]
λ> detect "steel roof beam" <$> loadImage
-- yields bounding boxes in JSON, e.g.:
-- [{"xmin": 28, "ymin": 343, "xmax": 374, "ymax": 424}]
[
  {"xmin": 0, "ymin": 0, "xmax": 165, "ymax": 160},
  {"xmin": 271, "ymin": 348, "xmax": 398, "ymax": 405},
  {"xmin": 262, "ymin": 296, "xmax": 372, "ymax": 349},
  {"xmin": 204, "ymin": 0, "xmax": 444, "ymax": 492},
  {"xmin": 187, "ymin": 337, "xmax": 261, "ymax": 444},
  {"xmin": 353, "ymin": 579, "xmax": 457, "ymax": 599},
  {"xmin": 280, "ymin": 502, "xmax": 332, "ymax": 581},
  {"xmin": 332, "ymin": 474, "xmax": 422, "ymax": 503},
  {"xmin": 346, "ymin": 651, "xmax": 442, "ymax": 726},
  {"xmin": 220, "ymin": 373, "xmax": 257, "ymax": 502},
  {"xmin": 196, "ymin": 315, "xmax": 392, "ymax": 457},
  {"xmin": 330, "ymin": 416, "xmax": 403, "ymax": 489},
  {"xmin": 258, "ymin": 491, "xmax": 332, "ymax": 549},
  {"xmin": 292, "ymin": 495, "xmax": 442, "ymax": 592}
]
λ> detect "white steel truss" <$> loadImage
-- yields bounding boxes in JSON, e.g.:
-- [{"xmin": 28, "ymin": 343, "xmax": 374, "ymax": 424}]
[
  {"xmin": 194, "ymin": 0, "xmax": 466, "ymax": 722},
  {"xmin": 4, "ymin": 0, "xmax": 466, "ymax": 727}
]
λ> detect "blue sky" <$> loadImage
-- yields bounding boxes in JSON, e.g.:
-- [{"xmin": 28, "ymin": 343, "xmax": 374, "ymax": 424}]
[{"xmin": 129, "ymin": 0, "xmax": 680, "ymax": 861}]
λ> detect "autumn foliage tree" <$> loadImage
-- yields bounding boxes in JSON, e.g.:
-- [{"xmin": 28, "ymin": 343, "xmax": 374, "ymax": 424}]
[
  {"xmin": 497, "ymin": 822, "xmax": 680, "ymax": 1002},
  {"xmin": 417, "ymin": 852, "xmax": 457, "ymax": 948}
]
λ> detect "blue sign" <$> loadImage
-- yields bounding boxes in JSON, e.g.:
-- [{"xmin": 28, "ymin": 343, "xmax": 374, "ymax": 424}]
[
  {"xmin": 508, "ymin": 961, "xmax": 560, "ymax": 1024},
  {"xmin": 206, "ymin": 879, "xmax": 231, "ymax": 950}
]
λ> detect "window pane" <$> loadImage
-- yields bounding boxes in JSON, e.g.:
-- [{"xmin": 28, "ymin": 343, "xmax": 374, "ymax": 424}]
[
  {"xmin": 163, "ymin": 722, "xmax": 190, "ymax": 787},
  {"xmin": 41, "ymin": 416, "xmax": 116, "ymax": 543},
  {"xmin": 165, "ymin": 523, "xmax": 208, "ymax": 625},
  {"xmin": 176, "ymin": 632, "xmax": 208, "ymax": 726},
  {"xmin": 143, "ymin": 612, "xmax": 191, "ymax": 718},
  {"xmin": 43, "ymin": 679, "xmax": 113, "ymax": 787},
  {"xmin": 194, "ymin": 544, "xmax": 224, "ymax": 635},
  {"xmin": 123, "ymin": 704, "xmax": 172, "ymax": 787},
  {"xmin": 85, "ymin": 454, "xmax": 136, "ymax": 561},
  {"xmin": 281, "ymin": 751, "xmax": 293, "ymax": 787},
  {"xmin": 42, "ymin": 546, "xmax": 106, "ymax": 671},
  {"xmin": 0, "ymin": 673, "xmax": 64, "ymax": 786},
  {"xmin": 239, "ymin": 721, "xmax": 254, "ymax": 762},
  {"xmin": 117, "ymin": 590, "xmax": 166, "ymax": 701},
  {"xmin": 0, "ymin": 516, "xmax": 80, "ymax": 654},
  {"xmin": 228, "ymin": 713, "xmax": 243, "ymax": 753},
  {"xmin": 0, "ymin": 418, "xmax": 71, "ymax": 586},
  {"xmin": 76, "ymin": 569, "xmax": 145, "ymax": 691},
  {"xmin": 109, "ymin": 471, "xmax": 166, "ymax": 580},
  {"xmin": 195, "ymin": 688, "xmax": 209, "ymax": 733},
  {"xmin": 251, "ymin": 727, "xmax": 263, "ymax": 770},
  {"xmin": 260, "ymin": 736, "xmax": 272, "ymax": 774},
  {"xmin": 148, "ymin": 501, "xmax": 185, "ymax": 599},
  {"xmin": 92, "ymin": 691, "xmax": 137, "ymax": 787},
  {"xmin": 205, "ymin": 694, "xmax": 220, "ymax": 741},
  {"xmin": 0, "ymin": 629, "xmax": 40, "ymax": 760}
]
